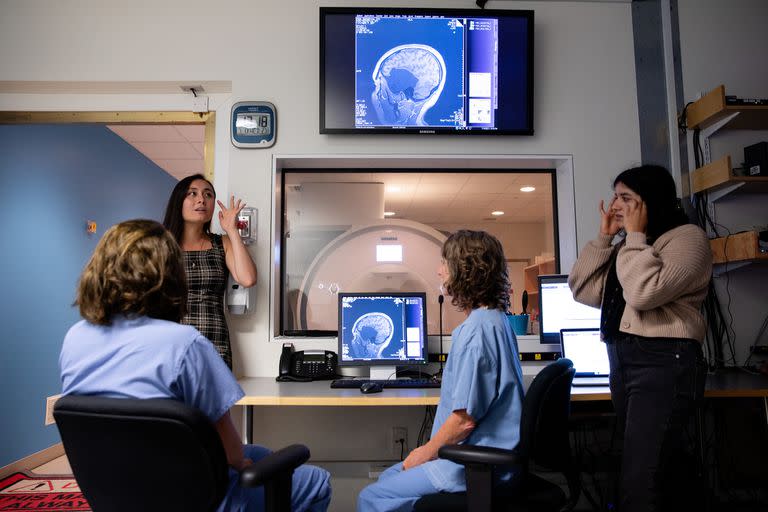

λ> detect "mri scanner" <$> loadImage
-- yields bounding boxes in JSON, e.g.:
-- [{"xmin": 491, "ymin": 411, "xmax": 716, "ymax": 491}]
[{"xmin": 287, "ymin": 218, "xmax": 465, "ymax": 335}]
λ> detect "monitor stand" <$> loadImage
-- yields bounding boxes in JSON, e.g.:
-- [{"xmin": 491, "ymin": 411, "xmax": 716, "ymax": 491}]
[{"xmin": 369, "ymin": 366, "xmax": 397, "ymax": 381}]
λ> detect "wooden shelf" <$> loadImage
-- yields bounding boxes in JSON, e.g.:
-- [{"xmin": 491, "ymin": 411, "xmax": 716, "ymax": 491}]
[
  {"xmin": 691, "ymin": 155, "xmax": 768, "ymax": 195},
  {"xmin": 687, "ymin": 85, "xmax": 768, "ymax": 131},
  {"xmin": 710, "ymin": 231, "xmax": 768, "ymax": 265},
  {"xmin": 522, "ymin": 258, "xmax": 556, "ymax": 317},
  {"xmin": 523, "ymin": 258, "xmax": 556, "ymax": 294}
]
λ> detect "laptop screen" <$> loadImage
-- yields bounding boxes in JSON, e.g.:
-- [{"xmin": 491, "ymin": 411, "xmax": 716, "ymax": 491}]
[{"xmin": 560, "ymin": 328, "xmax": 610, "ymax": 377}]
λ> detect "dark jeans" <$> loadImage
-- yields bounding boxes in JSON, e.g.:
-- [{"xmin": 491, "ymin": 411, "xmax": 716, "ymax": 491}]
[{"xmin": 606, "ymin": 334, "xmax": 706, "ymax": 512}]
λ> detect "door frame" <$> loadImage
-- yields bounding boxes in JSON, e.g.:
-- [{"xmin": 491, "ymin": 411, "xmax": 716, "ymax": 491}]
[{"xmin": 0, "ymin": 110, "xmax": 216, "ymax": 180}]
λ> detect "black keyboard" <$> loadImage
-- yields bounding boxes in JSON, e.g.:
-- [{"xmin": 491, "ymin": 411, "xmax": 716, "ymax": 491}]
[{"xmin": 330, "ymin": 378, "xmax": 441, "ymax": 389}]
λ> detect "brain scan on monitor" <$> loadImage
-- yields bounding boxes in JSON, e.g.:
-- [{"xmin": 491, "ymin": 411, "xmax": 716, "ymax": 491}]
[
  {"xmin": 370, "ymin": 45, "xmax": 446, "ymax": 126},
  {"xmin": 338, "ymin": 293, "xmax": 427, "ymax": 367},
  {"xmin": 354, "ymin": 14, "xmax": 465, "ymax": 129},
  {"xmin": 350, "ymin": 311, "xmax": 395, "ymax": 359}
]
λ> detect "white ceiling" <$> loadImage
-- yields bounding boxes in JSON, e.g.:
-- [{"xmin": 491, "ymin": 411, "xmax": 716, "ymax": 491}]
[
  {"xmin": 107, "ymin": 124, "xmax": 205, "ymax": 181},
  {"xmin": 286, "ymin": 171, "xmax": 553, "ymax": 224}
]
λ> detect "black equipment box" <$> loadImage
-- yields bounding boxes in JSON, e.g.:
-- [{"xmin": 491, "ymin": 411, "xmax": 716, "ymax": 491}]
[{"xmin": 744, "ymin": 141, "xmax": 768, "ymax": 177}]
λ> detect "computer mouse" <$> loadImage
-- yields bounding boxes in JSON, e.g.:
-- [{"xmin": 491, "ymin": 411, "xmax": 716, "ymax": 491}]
[{"xmin": 360, "ymin": 382, "xmax": 383, "ymax": 394}]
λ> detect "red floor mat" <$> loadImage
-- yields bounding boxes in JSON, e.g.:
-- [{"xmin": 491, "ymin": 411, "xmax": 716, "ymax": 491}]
[{"xmin": 0, "ymin": 472, "xmax": 90, "ymax": 511}]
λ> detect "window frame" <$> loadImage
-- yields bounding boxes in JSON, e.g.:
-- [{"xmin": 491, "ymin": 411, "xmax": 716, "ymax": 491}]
[{"xmin": 270, "ymin": 154, "xmax": 577, "ymax": 354}]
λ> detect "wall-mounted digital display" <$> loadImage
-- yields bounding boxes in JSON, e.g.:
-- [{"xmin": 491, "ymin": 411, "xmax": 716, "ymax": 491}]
[
  {"xmin": 320, "ymin": 8, "xmax": 534, "ymax": 135},
  {"xmin": 231, "ymin": 101, "xmax": 276, "ymax": 148}
]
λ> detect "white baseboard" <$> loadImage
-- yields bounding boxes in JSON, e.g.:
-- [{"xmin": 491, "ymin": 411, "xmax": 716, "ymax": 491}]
[{"xmin": 0, "ymin": 443, "xmax": 65, "ymax": 479}]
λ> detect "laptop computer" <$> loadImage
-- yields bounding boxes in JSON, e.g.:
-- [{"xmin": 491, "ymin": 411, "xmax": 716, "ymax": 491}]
[{"xmin": 560, "ymin": 328, "xmax": 610, "ymax": 386}]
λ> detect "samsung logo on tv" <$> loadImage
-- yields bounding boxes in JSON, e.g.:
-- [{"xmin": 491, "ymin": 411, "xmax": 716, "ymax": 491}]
[{"xmin": 419, "ymin": 130, "xmax": 435, "ymax": 134}]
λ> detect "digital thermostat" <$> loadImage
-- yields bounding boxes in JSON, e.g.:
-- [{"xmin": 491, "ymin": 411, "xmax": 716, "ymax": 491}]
[{"xmin": 231, "ymin": 101, "xmax": 276, "ymax": 148}]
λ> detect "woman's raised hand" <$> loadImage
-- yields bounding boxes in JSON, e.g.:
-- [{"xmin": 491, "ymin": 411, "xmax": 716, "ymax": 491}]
[
  {"xmin": 623, "ymin": 198, "xmax": 647, "ymax": 234},
  {"xmin": 217, "ymin": 195, "xmax": 245, "ymax": 235},
  {"xmin": 599, "ymin": 198, "xmax": 622, "ymax": 237}
]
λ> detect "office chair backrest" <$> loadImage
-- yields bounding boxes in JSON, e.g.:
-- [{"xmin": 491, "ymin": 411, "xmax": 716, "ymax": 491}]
[
  {"xmin": 54, "ymin": 395, "xmax": 229, "ymax": 512},
  {"xmin": 516, "ymin": 358, "xmax": 575, "ymax": 470}
]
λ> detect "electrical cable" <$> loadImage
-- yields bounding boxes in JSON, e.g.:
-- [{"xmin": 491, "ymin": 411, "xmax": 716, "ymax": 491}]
[
  {"xmin": 437, "ymin": 294, "xmax": 444, "ymax": 378},
  {"xmin": 687, "ymin": 123, "xmax": 739, "ymax": 369}
]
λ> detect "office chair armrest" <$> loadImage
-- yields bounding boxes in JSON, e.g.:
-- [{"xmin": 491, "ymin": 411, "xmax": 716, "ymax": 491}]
[
  {"xmin": 239, "ymin": 444, "xmax": 310, "ymax": 488},
  {"xmin": 438, "ymin": 444, "xmax": 521, "ymax": 467}
]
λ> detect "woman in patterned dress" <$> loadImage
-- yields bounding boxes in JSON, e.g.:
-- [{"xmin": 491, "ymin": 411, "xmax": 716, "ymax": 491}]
[{"xmin": 163, "ymin": 174, "xmax": 257, "ymax": 369}]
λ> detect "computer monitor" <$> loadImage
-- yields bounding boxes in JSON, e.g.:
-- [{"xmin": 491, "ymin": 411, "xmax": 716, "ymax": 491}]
[
  {"xmin": 338, "ymin": 292, "xmax": 428, "ymax": 379},
  {"xmin": 538, "ymin": 274, "xmax": 601, "ymax": 345}
]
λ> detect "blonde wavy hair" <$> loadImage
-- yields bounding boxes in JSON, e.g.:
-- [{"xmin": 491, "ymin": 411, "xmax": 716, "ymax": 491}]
[
  {"xmin": 75, "ymin": 219, "xmax": 187, "ymax": 325},
  {"xmin": 442, "ymin": 230, "xmax": 510, "ymax": 312}
]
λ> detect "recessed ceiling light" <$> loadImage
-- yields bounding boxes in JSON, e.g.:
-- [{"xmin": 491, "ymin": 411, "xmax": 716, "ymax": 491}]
[
  {"xmin": 384, "ymin": 211, "xmax": 396, "ymax": 217},
  {"xmin": 520, "ymin": 186, "xmax": 536, "ymax": 192},
  {"xmin": 386, "ymin": 185, "xmax": 401, "ymax": 193},
  {"xmin": 491, "ymin": 211, "xmax": 505, "ymax": 216}
]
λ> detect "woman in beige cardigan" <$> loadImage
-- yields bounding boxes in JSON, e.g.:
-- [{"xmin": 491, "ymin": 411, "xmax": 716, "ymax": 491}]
[{"xmin": 569, "ymin": 164, "xmax": 712, "ymax": 512}]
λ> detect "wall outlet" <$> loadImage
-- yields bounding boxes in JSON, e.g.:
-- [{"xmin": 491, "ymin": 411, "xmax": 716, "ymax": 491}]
[
  {"xmin": 368, "ymin": 462, "xmax": 390, "ymax": 479},
  {"xmin": 45, "ymin": 394, "xmax": 61, "ymax": 426},
  {"xmin": 391, "ymin": 427, "xmax": 408, "ymax": 457}
]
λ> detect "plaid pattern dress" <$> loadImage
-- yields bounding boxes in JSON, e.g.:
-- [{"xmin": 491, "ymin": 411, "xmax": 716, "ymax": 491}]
[{"xmin": 182, "ymin": 234, "xmax": 232, "ymax": 369}]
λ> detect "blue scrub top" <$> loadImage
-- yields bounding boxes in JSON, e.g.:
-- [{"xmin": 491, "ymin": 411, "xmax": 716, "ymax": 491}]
[
  {"xmin": 59, "ymin": 316, "xmax": 243, "ymax": 423},
  {"xmin": 423, "ymin": 308, "xmax": 524, "ymax": 492}
]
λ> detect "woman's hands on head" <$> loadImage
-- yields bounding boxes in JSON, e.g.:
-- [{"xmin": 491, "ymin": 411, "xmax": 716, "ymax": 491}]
[
  {"xmin": 217, "ymin": 195, "xmax": 245, "ymax": 236},
  {"xmin": 623, "ymin": 198, "xmax": 647, "ymax": 234},
  {"xmin": 599, "ymin": 198, "xmax": 622, "ymax": 237}
]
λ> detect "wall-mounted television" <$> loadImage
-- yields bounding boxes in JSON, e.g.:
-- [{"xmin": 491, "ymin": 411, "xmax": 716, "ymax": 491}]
[{"xmin": 320, "ymin": 7, "xmax": 534, "ymax": 135}]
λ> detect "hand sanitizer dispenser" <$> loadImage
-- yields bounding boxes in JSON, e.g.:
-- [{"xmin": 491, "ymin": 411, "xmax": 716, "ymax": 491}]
[
  {"xmin": 227, "ymin": 207, "xmax": 257, "ymax": 314},
  {"xmin": 227, "ymin": 275, "xmax": 250, "ymax": 315}
]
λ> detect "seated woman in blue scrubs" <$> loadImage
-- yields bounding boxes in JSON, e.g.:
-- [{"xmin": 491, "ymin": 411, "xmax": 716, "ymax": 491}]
[
  {"xmin": 357, "ymin": 230, "xmax": 525, "ymax": 512},
  {"xmin": 59, "ymin": 219, "xmax": 331, "ymax": 512}
]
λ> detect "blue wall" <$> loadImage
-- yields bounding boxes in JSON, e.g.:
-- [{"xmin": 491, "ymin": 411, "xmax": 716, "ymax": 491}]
[{"xmin": 0, "ymin": 125, "xmax": 177, "ymax": 467}]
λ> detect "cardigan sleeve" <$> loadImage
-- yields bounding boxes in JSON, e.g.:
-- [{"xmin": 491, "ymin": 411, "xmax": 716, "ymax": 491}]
[
  {"xmin": 568, "ymin": 234, "xmax": 616, "ymax": 309},
  {"xmin": 616, "ymin": 225, "xmax": 712, "ymax": 311}
]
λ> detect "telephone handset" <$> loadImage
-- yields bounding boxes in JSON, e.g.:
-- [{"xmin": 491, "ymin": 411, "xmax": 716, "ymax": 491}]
[{"xmin": 276, "ymin": 343, "xmax": 338, "ymax": 382}]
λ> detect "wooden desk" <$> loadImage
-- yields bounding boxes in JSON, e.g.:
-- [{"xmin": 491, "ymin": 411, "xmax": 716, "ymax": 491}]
[
  {"xmin": 703, "ymin": 370, "xmax": 768, "ymax": 398},
  {"xmin": 237, "ymin": 378, "xmax": 441, "ymax": 407},
  {"xmin": 236, "ymin": 377, "xmax": 612, "ymax": 443},
  {"xmin": 236, "ymin": 371, "xmax": 768, "ymax": 443},
  {"xmin": 564, "ymin": 371, "xmax": 768, "ymax": 402}
]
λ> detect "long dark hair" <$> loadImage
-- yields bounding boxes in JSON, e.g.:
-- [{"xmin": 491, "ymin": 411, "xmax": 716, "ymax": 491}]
[
  {"xmin": 162, "ymin": 174, "xmax": 216, "ymax": 244},
  {"xmin": 613, "ymin": 164, "xmax": 690, "ymax": 240}
]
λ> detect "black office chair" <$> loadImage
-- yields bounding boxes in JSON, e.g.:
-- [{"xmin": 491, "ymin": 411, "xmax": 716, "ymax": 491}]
[
  {"xmin": 54, "ymin": 395, "xmax": 309, "ymax": 512},
  {"xmin": 414, "ymin": 358, "xmax": 579, "ymax": 512}
]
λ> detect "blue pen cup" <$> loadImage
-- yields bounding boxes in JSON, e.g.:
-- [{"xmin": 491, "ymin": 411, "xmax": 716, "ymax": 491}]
[{"xmin": 507, "ymin": 314, "xmax": 529, "ymax": 336}]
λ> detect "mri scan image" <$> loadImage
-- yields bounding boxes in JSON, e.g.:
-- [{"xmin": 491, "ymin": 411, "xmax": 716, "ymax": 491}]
[
  {"xmin": 355, "ymin": 15, "xmax": 464, "ymax": 128},
  {"xmin": 370, "ymin": 44, "xmax": 446, "ymax": 126},
  {"xmin": 349, "ymin": 312, "xmax": 395, "ymax": 359}
]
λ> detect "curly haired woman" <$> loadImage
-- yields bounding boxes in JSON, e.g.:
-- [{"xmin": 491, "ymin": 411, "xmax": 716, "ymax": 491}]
[
  {"xmin": 357, "ymin": 230, "xmax": 525, "ymax": 512},
  {"xmin": 59, "ymin": 220, "xmax": 330, "ymax": 512}
]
